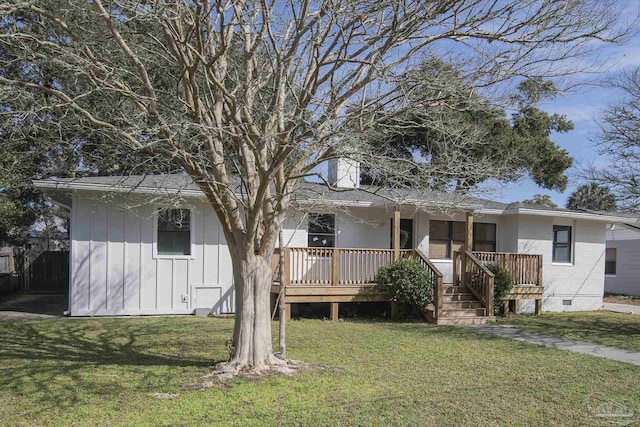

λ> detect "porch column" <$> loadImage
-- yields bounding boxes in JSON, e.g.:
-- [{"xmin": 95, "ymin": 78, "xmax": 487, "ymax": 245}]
[
  {"xmin": 461, "ymin": 211, "xmax": 473, "ymax": 288},
  {"xmin": 392, "ymin": 208, "xmax": 401, "ymax": 261},
  {"xmin": 465, "ymin": 211, "xmax": 474, "ymax": 252}
]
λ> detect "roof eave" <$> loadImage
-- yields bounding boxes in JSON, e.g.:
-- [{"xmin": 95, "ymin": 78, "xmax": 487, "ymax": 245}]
[{"xmin": 503, "ymin": 207, "xmax": 637, "ymax": 223}]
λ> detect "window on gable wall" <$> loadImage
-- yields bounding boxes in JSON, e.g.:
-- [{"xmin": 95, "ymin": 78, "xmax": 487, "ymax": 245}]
[
  {"xmin": 552, "ymin": 225, "xmax": 572, "ymax": 263},
  {"xmin": 605, "ymin": 248, "xmax": 617, "ymax": 275},
  {"xmin": 157, "ymin": 208, "xmax": 192, "ymax": 256},
  {"xmin": 308, "ymin": 214, "xmax": 335, "ymax": 247}
]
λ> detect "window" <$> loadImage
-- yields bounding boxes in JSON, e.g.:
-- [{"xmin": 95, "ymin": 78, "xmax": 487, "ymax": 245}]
[
  {"xmin": 157, "ymin": 208, "xmax": 192, "ymax": 256},
  {"xmin": 308, "ymin": 214, "xmax": 335, "ymax": 247},
  {"xmin": 552, "ymin": 225, "xmax": 572, "ymax": 263},
  {"xmin": 429, "ymin": 220, "xmax": 465, "ymax": 259},
  {"xmin": 473, "ymin": 223, "xmax": 497, "ymax": 252},
  {"xmin": 605, "ymin": 248, "xmax": 617, "ymax": 275}
]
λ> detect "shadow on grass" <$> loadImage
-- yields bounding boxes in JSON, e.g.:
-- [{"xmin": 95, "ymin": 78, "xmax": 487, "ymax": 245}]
[{"xmin": 0, "ymin": 318, "xmax": 223, "ymax": 413}]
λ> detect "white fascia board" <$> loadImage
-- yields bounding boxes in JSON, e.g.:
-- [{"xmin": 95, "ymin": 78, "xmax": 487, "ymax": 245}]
[
  {"xmin": 297, "ymin": 199, "xmax": 374, "ymax": 207},
  {"xmin": 502, "ymin": 207, "xmax": 638, "ymax": 224},
  {"xmin": 474, "ymin": 208, "xmax": 506, "ymax": 215},
  {"xmin": 33, "ymin": 179, "xmax": 206, "ymax": 198}
]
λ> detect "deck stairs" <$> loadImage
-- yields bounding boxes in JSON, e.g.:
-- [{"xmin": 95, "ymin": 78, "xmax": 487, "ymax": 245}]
[{"xmin": 435, "ymin": 283, "xmax": 490, "ymax": 325}]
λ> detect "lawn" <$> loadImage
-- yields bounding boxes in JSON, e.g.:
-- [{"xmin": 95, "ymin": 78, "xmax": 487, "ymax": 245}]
[
  {"xmin": 502, "ymin": 311, "xmax": 640, "ymax": 353},
  {"xmin": 0, "ymin": 317, "xmax": 639, "ymax": 426}
]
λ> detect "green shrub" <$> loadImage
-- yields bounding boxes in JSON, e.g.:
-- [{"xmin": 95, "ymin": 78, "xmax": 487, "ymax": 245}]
[
  {"xmin": 485, "ymin": 263, "xmax": 513, "ymax": 316},
  {"xmin": 375, "ymin": 258, "xmax": 434, "ymax": 318}
]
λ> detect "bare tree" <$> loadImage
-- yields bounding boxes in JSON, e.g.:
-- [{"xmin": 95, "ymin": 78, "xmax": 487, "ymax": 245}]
[
  {"xmin": 587, "ymin": 69, "xmax": 640, "ymax": 211},
  {"xmin": 0, "ymin": 0, "xmax": 631, "ymax": 374}
]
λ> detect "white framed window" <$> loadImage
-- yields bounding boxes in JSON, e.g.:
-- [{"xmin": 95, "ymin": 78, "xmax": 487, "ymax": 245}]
[
  {"xmin": 308, "ymin": 214, "xmax": 335, "ymax": 248},
  {"xmin": 552, "ymin": 225, "xmax": 572, "ymax": 264},
  {"xmin": 153, "ymin": 208, "xmax": 195, "ymax": 258},
  {"xmin": 605, "ymin": 248, "xmax": 617, "ymax": 276},
  {"xmin": 429, "ymin": 220, "xmax": 464, "ymax": 260}
]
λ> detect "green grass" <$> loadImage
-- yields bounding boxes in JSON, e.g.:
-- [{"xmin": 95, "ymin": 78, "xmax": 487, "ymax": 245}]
[
  {"xmin": 0, "ymin": 317, "xmax": 639, "ymax": 426},
  {"xmin": 501, "ymin": 311, "xmax": 640, "ymax": 353}
]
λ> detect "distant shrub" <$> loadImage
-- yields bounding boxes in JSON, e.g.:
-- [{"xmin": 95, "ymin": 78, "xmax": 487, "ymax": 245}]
[
  {"xmin": 485, "ymin": 263, "xmax": 513, "ymax": 316},
  {"xmin": 375, "ymin": 258, "xmax": 434, "ymax": 318}
]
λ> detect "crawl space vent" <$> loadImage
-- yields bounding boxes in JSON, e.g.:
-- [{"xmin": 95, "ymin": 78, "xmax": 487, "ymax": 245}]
[{"xmin": 562, "ymin": 300, "xmax": 572, "ymax": 306}]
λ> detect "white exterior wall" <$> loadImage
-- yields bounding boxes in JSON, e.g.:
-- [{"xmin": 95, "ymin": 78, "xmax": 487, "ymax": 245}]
[
  {"xmin": 70, "ymin": 194, "xmax": 236, "ymax": 316},
  {"xmin": 514, "ymin": 215, "xmax": 606, "ymax": 312},
  {"xmin": 605, "ymin": 225, "xmax": 640, "ymax": 296},
  {"xmin": 69, "ymin": 192, "xmax": 610, "ymax": 315}
]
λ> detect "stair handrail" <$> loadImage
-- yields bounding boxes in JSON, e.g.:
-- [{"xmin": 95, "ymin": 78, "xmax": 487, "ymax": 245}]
[
  {"xmin": 463, "ymin": 250, "xmax": 495, "ymax": 317},
  {"xmin": 407, "ymin": 249, "xmax": 443, "ymax": 321}
]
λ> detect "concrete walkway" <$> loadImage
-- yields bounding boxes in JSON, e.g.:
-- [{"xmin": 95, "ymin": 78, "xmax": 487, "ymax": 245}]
[
  {"xmin": 603, "ymin": 302, "xmax": 638, "ymax": 314},
  {"xmin": 465, "ymin": 325, "xmax": 640, "ymax": 367}
]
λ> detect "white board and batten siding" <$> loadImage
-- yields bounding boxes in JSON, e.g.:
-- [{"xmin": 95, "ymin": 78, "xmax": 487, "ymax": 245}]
[{"xmin": 70, "ymin": 193, "xmax": 234, "ymax": 316}]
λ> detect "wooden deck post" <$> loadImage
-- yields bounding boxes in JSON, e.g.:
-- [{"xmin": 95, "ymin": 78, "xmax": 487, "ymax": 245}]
[
  {"xmin": 435, "ymin": 275, "xmax": 443, "ymax": 321},
  {"xmin": 452, "ymin": 251, "xmax": 459, "ymax": 286},
  {"xmin": 487, "ymin": 276, "xmax": 494, "ymax": 317},
  {"xmin": 330, "ymin": 302, "xmax": 339, "ymax": 321},
  {"xmin": 331, "ymin": 248, "xmax": 340, "ymax": 286},
  {"xmin": 330, "ymin": 248, "xmax": 340, "ymax": 321},
  {"xmin": 392, "ymin": 209, "xmax": 401, "ymax": 261},
  {"xmin": 283, "ymin": 248, "xmax": 291, "ymax": 322},
  {"xmin": 465, "ymin": 211, "xmax": 474, "ymax": 252},
  {"xmin": 460, "ymin": 212, "xmax": 473, "ymax": 287},
  {"xmin": 535, "ymin": 299, "xmax": 543, "ymax": 315}
]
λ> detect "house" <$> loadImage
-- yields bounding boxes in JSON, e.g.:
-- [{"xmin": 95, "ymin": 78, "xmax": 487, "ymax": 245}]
[
  {"xmin": 33, "ymin": 159, "xmax": 636, "ymax": 324},
  {"xmin": 605, "ymin": 223, "xmax": 640, "ymax": 296}
]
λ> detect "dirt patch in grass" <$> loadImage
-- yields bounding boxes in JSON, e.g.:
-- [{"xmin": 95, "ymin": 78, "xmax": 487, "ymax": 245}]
[{"xmin": 604, "ymin": 295, "xmax": 640, "ymax": 306}]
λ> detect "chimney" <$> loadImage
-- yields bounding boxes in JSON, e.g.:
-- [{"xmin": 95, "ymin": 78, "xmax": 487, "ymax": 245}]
[{"xmin": 328, "ymin": 158, "xmax": 360, "ymax": 189}]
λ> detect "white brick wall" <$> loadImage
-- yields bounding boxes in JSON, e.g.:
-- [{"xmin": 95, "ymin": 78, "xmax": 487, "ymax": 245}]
[{"xmin": 515, "ymin": 215, "xmax": 606, "ymax": 312}]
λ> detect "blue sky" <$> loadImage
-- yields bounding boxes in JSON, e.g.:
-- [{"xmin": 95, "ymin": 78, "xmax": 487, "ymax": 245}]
[{"xmin": 491, "ymin": 4, "xmax": 640, "ymax": 207}]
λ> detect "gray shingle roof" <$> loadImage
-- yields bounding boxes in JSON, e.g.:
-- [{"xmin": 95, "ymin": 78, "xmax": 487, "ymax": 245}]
[
  {"xmin": 34, "ymin": 174, "xmax": 640, "ymax": 221},
  {"xmin": 36, "ymin": 174, "xmax": 509, "ymax": 210}
]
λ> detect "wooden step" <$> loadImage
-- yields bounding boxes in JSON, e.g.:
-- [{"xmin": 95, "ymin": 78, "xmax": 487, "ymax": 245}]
[
  {"xmin": 437, "ymin": 316, "xmax": 489, "ymax": 326},
  {"xmin": 443, "ymin": 285, "xmax": 469, "ymax": 294},
  {"xmin": 441, "ymin": 308, "xmax": 486, "ymax": 317},
  {"xmin": 442, "ymin": 300, "xmax": 483, "ymax": 309},
  {"xmin": 441, "ymin": 293, "xmax": 476, "ymax": 302}
]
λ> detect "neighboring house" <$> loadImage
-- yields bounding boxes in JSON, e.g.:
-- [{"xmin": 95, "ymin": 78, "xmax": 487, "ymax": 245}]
[
  {"xmin": 605, "ymin": 223, "xmax": 640, "ymax": 296},
  {"xmin": 26, "ymin": 230, "xmax": 69, "ymax": 254},
  {"xmin": 33, "ymin": 159, "xmax": 636, "ymax": 323}
]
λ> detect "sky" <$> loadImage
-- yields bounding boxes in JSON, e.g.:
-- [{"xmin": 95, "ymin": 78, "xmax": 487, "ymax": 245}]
[{"xmin": 490, "ymin": 3, "xmax": 640, "ymax": 207}]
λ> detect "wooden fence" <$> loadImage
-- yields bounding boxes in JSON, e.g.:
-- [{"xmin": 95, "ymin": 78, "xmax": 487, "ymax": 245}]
[
  {"xmin": 27, "ymin": 251, "xmax": 69, "ymax": 292},
  {"xmin": 0, "ymin": 250, "xmax": 18, "ymax": 296}
]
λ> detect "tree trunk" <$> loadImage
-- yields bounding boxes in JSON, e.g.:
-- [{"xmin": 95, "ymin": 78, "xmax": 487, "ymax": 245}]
[{"xmin": 217, "ymin": 250, "xmax": 283, "ymax": 373}]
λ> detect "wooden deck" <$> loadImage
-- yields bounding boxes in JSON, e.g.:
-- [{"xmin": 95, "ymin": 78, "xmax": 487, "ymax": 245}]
[{"xmin": 272, "ymin": 246, "xmax": 544, "ymax": 321}]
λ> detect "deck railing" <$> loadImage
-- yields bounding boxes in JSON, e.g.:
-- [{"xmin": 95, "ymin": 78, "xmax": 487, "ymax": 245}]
[
  {"xmin": 272, "ymin": 247, "xmax": 443, "ymax": 317},
  {"xmin": 281, "ymin": 247, "xmax": 406, "ymax": 286},
  {"xmin": 472, "ymin": 251, "xmax": 543, "ymax": 286}
]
